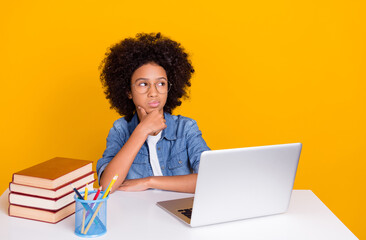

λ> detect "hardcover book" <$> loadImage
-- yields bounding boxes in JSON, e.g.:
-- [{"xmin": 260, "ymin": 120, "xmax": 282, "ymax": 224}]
[
  {"xmin": 9, "ymin": 182, "xmax": 94, "ymax": 211},
  {"xmin": 9, "ymin": 172, "xmax": 95, "ymax": 198},
  {"xmin": 9, "ymin": 202, "xmax": 76, "ymax": 224},
  {"xmin": 12, "ymin": 157, "xmax": 93, "ymax": 189}
]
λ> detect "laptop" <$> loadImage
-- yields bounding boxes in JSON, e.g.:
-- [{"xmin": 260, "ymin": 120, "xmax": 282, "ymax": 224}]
[{"xmin": 157, "ymin": 143, "xmax": 302, "ymax": 227}]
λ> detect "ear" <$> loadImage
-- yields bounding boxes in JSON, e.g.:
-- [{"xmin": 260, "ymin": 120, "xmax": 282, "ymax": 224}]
[{"xmin": 128, "ymin": 91, "xmax": 132, "ymax": 99}]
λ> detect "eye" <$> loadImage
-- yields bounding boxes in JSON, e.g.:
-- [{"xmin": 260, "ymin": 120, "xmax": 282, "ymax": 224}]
[
  {"xmin": 138, "ymin": 82, "xmax": 148, "ymax": 87},
  {"xmin": 157, "ymin": 81, "xmax": 166, "ymax": 86}
]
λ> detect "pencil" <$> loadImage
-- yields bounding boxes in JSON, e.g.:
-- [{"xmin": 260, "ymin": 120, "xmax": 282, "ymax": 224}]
[
  {"xmin": 102, "ymin": 175, "xmax": 118, "ymax": 198},
  {"xmin": 81, "ymin": 184, "xmax": 88, "ymax": 234},
  {"xmin": 89, "ymin": 186, "xmax": 102, "ymax": 209},
  {"xmin": 84, "ymin": 186, "xmax": 103, "ymax": 221},
  {"xmin": 84, "ymin": 175, "xmax": 118, "ymax": 234},
  {"xmin": 93, "ymin": 186, "xmax": 102, "ymax": 200},
  {"xmin": 71, "ymin": 184, "xmax": 84, "ymax": 199},
  {"xmin": 70, "ymin": 184, "xmax": 106, "ymax": 232}
]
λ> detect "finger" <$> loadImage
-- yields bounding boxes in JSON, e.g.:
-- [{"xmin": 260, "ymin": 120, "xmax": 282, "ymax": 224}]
[{"xmin": 137, "ymin": 105, "xmax": 148, "ymax": 117}]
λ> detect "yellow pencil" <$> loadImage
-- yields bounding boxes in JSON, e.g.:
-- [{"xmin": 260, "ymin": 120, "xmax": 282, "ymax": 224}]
[
  {"xmin": 81, "ymin": 184, "xmax": 88, "ymax": 234},
  {"xmin": 84, "ymin": 175, "xmax": 118, "ymax": 234},
  {"xmin": 102, "ymin": 174, "xmax": 118, "ymax": 199}
]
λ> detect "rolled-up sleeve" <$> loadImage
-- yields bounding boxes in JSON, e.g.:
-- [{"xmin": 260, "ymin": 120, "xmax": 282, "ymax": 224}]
[
  {"xmin": 185, "ymin": 120, "xmax": 210, "ymax": 173},
  {"xmin": 96, "ymin": 122, "xmax": 126, "ymax": 184}
]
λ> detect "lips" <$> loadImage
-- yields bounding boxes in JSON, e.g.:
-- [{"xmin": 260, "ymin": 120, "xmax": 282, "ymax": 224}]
[{"xmin": 148, "ymin": 100, "xmax": 160, "ymax": 108}]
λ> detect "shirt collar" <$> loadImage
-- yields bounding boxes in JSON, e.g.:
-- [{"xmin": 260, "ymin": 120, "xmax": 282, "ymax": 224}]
[{"xmin": 127, "ymin": 112, "xmax": 177, "ymax": 140}]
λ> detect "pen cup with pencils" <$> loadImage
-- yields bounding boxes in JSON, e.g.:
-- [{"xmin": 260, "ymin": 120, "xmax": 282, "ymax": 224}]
[{"xmin": 74, "ymin": 190, "xmax": 109, "ymax": 237}]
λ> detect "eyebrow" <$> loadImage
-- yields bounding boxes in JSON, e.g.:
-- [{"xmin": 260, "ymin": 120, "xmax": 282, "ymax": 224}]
[{"xmin": 134, "ymin": 77, "xmax": 167, "ymax": 82}]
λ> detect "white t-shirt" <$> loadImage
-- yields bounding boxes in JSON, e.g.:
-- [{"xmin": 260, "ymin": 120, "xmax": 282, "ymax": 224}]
[{"xmin": 146, "ymin": 131, "xmax": 163, "ymax": 176}]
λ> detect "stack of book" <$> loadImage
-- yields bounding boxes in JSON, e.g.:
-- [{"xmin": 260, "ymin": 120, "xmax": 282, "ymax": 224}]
[{"xmin": 8, "ymin": 157, "xmax": 95, "ymax": 223}]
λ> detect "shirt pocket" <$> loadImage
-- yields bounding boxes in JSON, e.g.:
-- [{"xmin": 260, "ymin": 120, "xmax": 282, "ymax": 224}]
[
  {"xmin": 133, "ymin": 148, "xmax": 148, "ymax": 164},
  {"xmin": 127, "ymin": 149, "xmax": 149, "ymax": 179},
  {"xmin": 167, "ymin": 149, "xmax": 191, "ymax": 175}
]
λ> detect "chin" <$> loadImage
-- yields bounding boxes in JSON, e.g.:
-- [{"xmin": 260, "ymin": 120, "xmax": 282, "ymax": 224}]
[
  {"xmin": 147, "ymin": 108, "xmax": 161, "ymax": 112},
  {"xmin": 147, "ymin": 107, "xmax": 164, "ymax": 113}
]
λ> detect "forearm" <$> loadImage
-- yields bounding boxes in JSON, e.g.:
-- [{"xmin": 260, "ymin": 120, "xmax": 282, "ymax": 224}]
[
  {"xmin": 100, "ymin": 125, "xmax": 148, "ymax": 192},
  {"xmin": 148, "ymin": 174, "xmax": 198, "ymax": 193}
]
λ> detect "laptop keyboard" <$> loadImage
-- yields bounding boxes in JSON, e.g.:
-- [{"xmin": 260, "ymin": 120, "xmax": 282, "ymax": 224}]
[{"xmin": 178, "ymin": 208, "xmax": 192, "ymax": 219}]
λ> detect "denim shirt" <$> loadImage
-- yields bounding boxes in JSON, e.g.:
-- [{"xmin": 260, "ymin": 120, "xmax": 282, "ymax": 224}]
[{"xmin": 96, "ymin": 112, "xmax": 210, "ymax": 184}]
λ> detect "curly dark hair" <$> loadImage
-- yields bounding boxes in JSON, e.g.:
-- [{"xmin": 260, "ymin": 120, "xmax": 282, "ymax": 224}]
[{"xmin": 99, "ymin": 32, "xmax": 195, "ymax": 122}]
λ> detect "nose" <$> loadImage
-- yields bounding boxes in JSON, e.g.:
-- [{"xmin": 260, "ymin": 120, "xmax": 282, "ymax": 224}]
[{"xmin": 147, "ymin": 83, "xmax": 158, "ymax": 97}]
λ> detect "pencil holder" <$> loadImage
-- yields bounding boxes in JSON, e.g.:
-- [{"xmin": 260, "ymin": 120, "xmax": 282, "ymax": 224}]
[{"xmin": 74, "ymin": 190, "xmax": 109, "ymax": 238}]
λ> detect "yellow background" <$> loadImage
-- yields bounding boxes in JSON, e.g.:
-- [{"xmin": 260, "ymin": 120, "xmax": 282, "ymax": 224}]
[{"xmin": 1, "ymin": 0, "xmax": 365, "ymax": 238}]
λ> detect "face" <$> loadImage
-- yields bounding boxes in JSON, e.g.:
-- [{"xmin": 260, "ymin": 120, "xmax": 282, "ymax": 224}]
[{"xmin": 129, "ymin": 62, "xmax": 168, "ymax": 118}]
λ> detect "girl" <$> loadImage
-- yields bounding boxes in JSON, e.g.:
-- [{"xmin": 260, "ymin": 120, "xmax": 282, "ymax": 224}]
[{"xmin": 97, "ymin": 32, "xmax": 210, "ymax": 194}]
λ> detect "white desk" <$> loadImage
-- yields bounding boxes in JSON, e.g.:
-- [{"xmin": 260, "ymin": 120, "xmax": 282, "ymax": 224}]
[{"xmin": 0, "ymin": 189, "xmax": 358, "ymax": 240}]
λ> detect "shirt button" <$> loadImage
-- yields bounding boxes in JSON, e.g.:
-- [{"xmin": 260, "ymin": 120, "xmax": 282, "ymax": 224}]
[
  {"xmin": 158, "ymin": 148, "xmax": 161, "ymax": 151},
  {"xmin": 178, "ymin": 160, "xmax": 182, "ymax": 164},
  {"xmin": 161, "ymin": 166, "xmax": 165, "ymax": 170}
]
